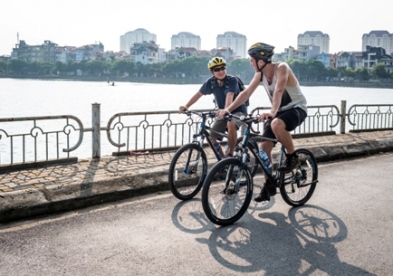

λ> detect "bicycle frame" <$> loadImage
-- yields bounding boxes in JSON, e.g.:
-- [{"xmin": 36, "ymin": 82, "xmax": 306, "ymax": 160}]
[
  {"xmin": 185, "ymin": 110, "xmax": 229, "ymax": 160},
  {"xmin": 233, "ymin": 115, "xmax": 287, "ymax": 188}
]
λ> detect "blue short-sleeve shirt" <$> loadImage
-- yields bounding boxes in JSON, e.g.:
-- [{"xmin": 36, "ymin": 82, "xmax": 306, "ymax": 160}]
[{"xmin": 199, "ymin": 76, "xmax": 247, "ymax": 114}]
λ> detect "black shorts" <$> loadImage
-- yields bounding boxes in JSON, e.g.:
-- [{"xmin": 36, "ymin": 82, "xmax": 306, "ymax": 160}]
[{"xmin": 263, "ymin": 107, "xmax": 307, "ymax": 142}]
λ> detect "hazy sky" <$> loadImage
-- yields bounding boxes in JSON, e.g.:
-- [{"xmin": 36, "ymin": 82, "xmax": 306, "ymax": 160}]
[{"xmin": 1, "ymin": 0, "xmax": 392, "ymax": 56}]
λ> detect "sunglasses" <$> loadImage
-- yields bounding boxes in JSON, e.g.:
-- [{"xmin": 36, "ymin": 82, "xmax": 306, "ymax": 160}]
[{"xmin": 213, "ymin": 66, "xmax": 226, "ymax": 72}]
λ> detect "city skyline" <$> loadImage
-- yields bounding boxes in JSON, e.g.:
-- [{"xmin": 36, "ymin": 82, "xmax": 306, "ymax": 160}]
[{"xmin": 1, "ymin": 0, "xmax": 392, "ymax": 56}]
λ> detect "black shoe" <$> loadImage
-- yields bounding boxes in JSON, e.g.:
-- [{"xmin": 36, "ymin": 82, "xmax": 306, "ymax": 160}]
[
  {"xmin": 278, "ymin": 154, "xmax": 300, "ymax": 172},
  {"xmin": 254, "ymin": 181, "xmax": 276, "ymax": 202},
  {"xmin": 254, "ymin": 187, "xmax": 270, "ymax": 202},
  {"xmin": 266, "ymin": 180, "xmax": 277, "ymax": 196}
]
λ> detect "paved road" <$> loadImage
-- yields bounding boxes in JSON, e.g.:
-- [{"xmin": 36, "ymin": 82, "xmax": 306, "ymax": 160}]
[{"xmin": 1, "ymin": 153, "xmax": 392, "ymax": 276}]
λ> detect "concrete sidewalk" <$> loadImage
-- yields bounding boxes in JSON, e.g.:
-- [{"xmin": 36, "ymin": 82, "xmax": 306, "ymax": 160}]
[{"xmin": 1, "ymin": 130, "xmax": 393, "ymax": 223}]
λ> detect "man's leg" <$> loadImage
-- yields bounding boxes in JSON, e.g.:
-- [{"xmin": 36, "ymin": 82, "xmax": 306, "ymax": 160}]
[
  {"xmin": 226, "ymin": 122, "xmax": 237, "ymax": 156},
  {"xmin": 210, "ymin": 119, "xmax": 226, "ymax": 157},
  {"xmin": 270, "ymin": 117, "xmax": 299, "ymax": 171},
  {"xmin": 270, "ymin": 118, "xmax": 295, "ymax": 154}
]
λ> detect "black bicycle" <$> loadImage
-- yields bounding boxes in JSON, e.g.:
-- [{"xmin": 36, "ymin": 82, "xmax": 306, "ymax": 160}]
[
  {"xmin": 201, "ymin": 114, "xmax": 319, "ymax": 226},
  {"xmin": 168, "ymin": 110, "xmax": 260, "ymax": 201}
]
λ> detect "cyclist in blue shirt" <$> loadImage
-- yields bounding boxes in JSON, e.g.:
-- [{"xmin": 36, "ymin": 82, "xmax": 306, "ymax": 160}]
[{"xmin": 179, "ymin": 57, "xmax": 247, "ymax": 157}]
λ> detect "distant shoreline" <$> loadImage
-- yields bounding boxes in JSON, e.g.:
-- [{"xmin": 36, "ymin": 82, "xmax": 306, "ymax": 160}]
[{"xmin": 1, "ymin": 75, "xmax": 393, "ymax": 89}]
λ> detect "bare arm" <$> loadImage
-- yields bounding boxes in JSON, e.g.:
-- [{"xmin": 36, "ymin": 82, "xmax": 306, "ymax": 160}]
[
  {"xmin": 225, "ymin": 92, "xmax": 235, "ymax": 108},
  {"xmin": 179, "ymin": 91, "xmax": 203, "ymax": 113},
  {"xmin": 217, "ymin": 72, "xmax": 261, "ymax": 117},
  {"xmin": 259, "ymin": 63, "xmax": 289, "ymax": 121}
]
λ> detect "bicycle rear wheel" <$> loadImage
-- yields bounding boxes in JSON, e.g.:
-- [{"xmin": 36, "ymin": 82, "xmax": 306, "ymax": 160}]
[
  {"xmin": 201, "ymin": 158, "xmax": 253, "ymax": 226},
  {"xmin": 279, "ymin": 148, "xmax": 318, "ymax": 206},
  {"xmin": 169, "ymin": 143, "xmax": 207, "ymax": 200}
]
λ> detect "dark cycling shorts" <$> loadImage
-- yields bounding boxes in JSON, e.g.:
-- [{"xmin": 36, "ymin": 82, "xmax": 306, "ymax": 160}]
[{"xmin": 263, "ymin": 107, "xmax": 307, "ymax": 143}]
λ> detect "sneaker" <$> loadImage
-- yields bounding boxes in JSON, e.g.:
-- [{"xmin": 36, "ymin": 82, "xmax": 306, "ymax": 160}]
[
  {"xmin": 254, "ymin": 180, "xmax": 276, "ymax": 202},
  {"xmin": 254, "ymin": 187, "xmax": 270, "ymax": 202},
  {"xmin": 266, "ymin": 179, "xmax": 277, "ymax": 196},
  {"xmin": 278, "ymin": 154, "xmax": 300, "ymax": 172}
]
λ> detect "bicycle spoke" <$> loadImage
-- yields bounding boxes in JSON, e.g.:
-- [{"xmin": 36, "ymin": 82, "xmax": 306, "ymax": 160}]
[
  {"xmin": 169, "ymin": 144, "xmax": 207, "ymax": 200},
  {"xmin": 202, "ymin": 159, "xmax": 253, "ymax": 226},
  {"xmin": 279, "ymin": 149, "xmax": 318, "ymax": 206}
]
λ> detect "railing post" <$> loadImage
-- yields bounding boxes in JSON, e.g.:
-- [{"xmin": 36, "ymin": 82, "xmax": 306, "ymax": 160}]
[
  {"xmin": 340, "ymin": 100, "xmax": 346, "ymax": 134},
  {"xmin": 92, "ymin": 103, "xmax": 101, "ymax": 158}
]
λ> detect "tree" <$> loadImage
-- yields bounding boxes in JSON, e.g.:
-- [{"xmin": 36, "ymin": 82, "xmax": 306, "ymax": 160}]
[
  {"xmin": 228, "ymin": 59, "xmax": 254, "ymax": 82},
  {"xmin": 288, "ymin": 59, "xmax": 307, "ymax": 81},
  {"xmin": 55, "ymin": 61, "xmax": 67, "ymax": 75},
  {"xmin": 325, "ymin": 67, "xmax": 338, "ymax": 80},
  {"xmin": 9, "ymin": 59, "xmax": 29, "ymax": 74},
  {"xmin": 86, "ymin": 60, "xmax": 107, "ymax": 76},
  {"xmin": 111, "ymin": 60, "xmax": 129, "ymax": 76},
  {"xmin": 0, "ymin": 60, "xmax": 9, "ymax": 74},
  {"xmin": 354, "ymin": 67, "xmax": 370, "ymax": 81},
  {"xmin": 371, "ymin": 63, "xmax": 391, "ymax": 79},
  {"xmin": 305, "ymin": 59, "xmax": 327, "ymax": 81}
]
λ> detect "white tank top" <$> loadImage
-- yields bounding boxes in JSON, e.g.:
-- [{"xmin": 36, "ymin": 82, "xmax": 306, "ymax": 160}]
[{"xmin": 261, "ymin": 64, "xmax": 307, "ymax": 113}]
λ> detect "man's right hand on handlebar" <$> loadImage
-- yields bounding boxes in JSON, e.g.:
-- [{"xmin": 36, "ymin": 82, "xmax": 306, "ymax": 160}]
[
  {"xmin": 179, "ymin": 105, "xmax": 189, "ymax": 113},
  {"xmin": 216, "ymin": 108, "xmax": 230, "ymax": 119}
]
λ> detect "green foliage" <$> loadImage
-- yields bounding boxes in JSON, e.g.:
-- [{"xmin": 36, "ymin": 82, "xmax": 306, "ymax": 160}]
[
  {"xmin": 0, "ymin": 60, "xmax": 8, "ymax": 74},
  {"xmin": 3, "ymin": 56, "xmax": 392, "ymax": 83},
  {"xmin": 371, "ymin": 63, "xmax": 391, "ymax": 79},
  {"xmin": 227, "ymin": 59, "xmax": 254, "ymax": 82},
  {"xmin": 355, "ymin": 67, "xmax": 370, "ymax": 81}
]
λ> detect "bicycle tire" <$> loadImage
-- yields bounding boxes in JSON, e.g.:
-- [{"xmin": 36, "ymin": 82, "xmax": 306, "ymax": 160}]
[
  {"xmin": 235, "ymin": 137, "xmax": 260, "ymax": 177},
  {"xmin": 279, "ymin": 148, "xmax": 318, "ymax": 206},
  {"xmin": 169, "ymin": 143, "xmax": 207, "ymax": 200},
  {"xmin": 201, "ymin": 158, "xmax": 253, "ymax": 226}
]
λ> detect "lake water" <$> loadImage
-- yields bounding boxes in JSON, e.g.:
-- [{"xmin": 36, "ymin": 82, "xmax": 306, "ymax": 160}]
[{"xmin": 1, "ymin": 78, "xmax": 393, "ymax": 161}]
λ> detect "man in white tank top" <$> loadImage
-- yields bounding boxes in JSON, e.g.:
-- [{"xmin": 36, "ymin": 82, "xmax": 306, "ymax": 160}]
[{"xmin": 218, "ymin": 42, "xmax": 308, "ymax": 202}]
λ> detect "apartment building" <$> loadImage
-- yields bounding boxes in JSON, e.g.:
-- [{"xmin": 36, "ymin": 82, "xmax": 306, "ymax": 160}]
[
  {"xmin": 362, "ymin": 30, "xmax": 393, "ymax": 55},
  {"xmin": 171, "ymin": 32, "xmax": 201, "ymax": 50},
  {"xmin": 11, "ymin": 40, "xmax": 58, "ymax": 63},
  {"xmin": 130, "ymin": 41, "xmax": 166, "ymax": 64},
  {"xmin": 297, "ymin": 31, "xmax": 330, "ymax": 53},
  {"xmin": 216, "ymin": 31, "xmax": 247, "ymax": 58},
  {"xmin": 120, "ymin": 28, "xmax": 157, "ymax": 54}
]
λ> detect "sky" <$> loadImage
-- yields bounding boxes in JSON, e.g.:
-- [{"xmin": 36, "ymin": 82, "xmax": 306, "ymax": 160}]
[{"xmin": 1, "ymin": 0, "xmax": 392, "ymax": 56}]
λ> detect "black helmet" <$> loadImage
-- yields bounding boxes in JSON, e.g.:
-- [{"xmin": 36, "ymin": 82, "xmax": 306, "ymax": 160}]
[{"xmin": 248, "ymin": 42, "xmax": 275, "ymax": 63}]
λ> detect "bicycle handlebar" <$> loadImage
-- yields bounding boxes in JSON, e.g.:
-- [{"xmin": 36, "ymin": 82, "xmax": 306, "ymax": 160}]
[
  {"xmin": 182, "ymin": 110, "xmax": 233, "ymax": 122},
  {"xmin": 228, "ymin": 113, "xmax": 260, "ymax": 125}
]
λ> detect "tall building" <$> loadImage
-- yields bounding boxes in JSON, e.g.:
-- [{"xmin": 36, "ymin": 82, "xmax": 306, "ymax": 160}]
[
  {"xmin": 297, "ymin": 31, "xmax": 330, "ymax": 53},
  {"xmin": 171, "ymin": 32, "xmax": 201, "ymax": 50},
  {"xmin": 362, "ymin": 30, "xmax": 393, "ymax": 55},
  {"xmin": 120, "ymin": 28, "xmax": 157, "ymax": 54},
  {"xmin": 216, "ymin": 31, "xmax": 247, "ymax": 58}
]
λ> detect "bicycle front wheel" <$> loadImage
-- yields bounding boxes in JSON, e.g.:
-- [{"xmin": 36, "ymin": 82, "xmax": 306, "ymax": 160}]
[
  {"xmin": 201, "ymin": 158, "xmax": 253, "ymax": 226},
  {"xmin": 236, "ymin": 137, "xmax": 260, "ymax": 177},
  {"xmin": 169, "ymin": 143, "xmax": 207, "ymax": 200},
  {"xmin": 279, "ymin": 148, "xmax": 318, "ymax": 206}
]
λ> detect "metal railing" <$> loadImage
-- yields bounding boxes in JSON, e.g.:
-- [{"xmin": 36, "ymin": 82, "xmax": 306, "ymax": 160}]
[
  {"xmin": 0, "ymin": 115, "xmax": 83, "ymax": 169},
  {"xmin": 249, "ymin": 105, "xmax": 340, "ymax": 136},
  {"xmin": 1, "ymin": 101, "xmax": 393, "ymax": 170},
  {"xmin": 347, "ymin": 104, "xmax": 393, "ymax": 132}
]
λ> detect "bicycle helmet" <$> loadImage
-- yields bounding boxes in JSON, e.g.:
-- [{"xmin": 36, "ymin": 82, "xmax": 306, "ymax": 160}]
[
  {"xmin": 207, "ymin": 57, "xmax": 227, "ymax": 70},
  {"xmin": 248, "ymin": 42, "xmax": 275, "ymax": 63}
]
